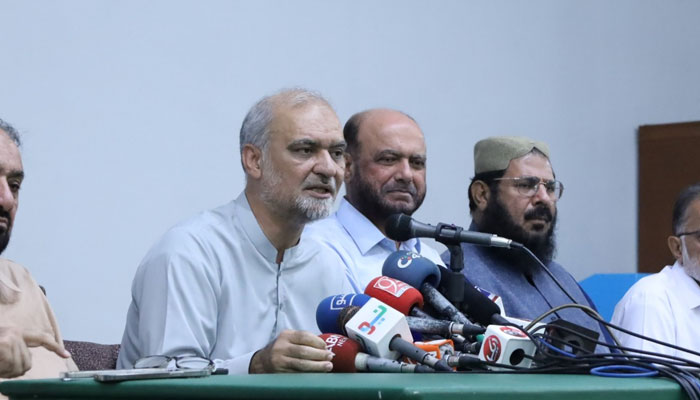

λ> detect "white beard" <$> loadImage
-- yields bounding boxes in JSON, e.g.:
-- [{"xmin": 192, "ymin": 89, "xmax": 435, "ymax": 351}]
[
  {"xmin": 259, "ymin": 157, "xmax": 335, "ymax": 222},
  {"xmin": 680, "ymin": 236, "xmax": 700, "ymax": 282},
  {"xmin": 295, "ymin": 194, "xmax": 334, "ymax": 221}
]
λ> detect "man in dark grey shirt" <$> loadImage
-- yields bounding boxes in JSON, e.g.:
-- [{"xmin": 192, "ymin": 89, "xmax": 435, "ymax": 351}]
[{"xmin": 441, "ymin": 136, "xmax": 603, "ymax": 341}]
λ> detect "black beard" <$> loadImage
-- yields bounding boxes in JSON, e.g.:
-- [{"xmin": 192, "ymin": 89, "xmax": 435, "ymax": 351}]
[
  {"xmin": 0, "ymin": 208, "xmax": 11, "ymax": 255},
  {"xmin": 0, "ymin": 231, "xmax": 9, "ymax": 255},
  {"xmin": 477, "ymin": 190, "xmax": 557, "ymax": 273},
  {"xmin": 347, "ymin": 169, "xmax": 425, "ymax": 226}
]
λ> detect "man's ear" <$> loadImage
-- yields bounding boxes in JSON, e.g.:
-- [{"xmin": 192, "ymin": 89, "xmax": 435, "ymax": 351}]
[
  {"xmin": 667, "ymin": 235, "xmax": 683, "ymax": 263},
  {"xmin": 471, "ymin": 180, "xmax": 491, "ymax": 211},
  {"xmin": 343, "ymin": 152, "xmax": 354, "ymax": 184},
  {"xmin": 242, "ymin": 144, "xmax": 263, "ymax": 179}
]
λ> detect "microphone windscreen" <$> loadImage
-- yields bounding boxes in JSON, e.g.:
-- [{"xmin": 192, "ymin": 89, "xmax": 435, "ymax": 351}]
[
  {"xmin": 320, "ymin": 333, "xmax": 361, "ymax": 372},
  {"xmin": 385, "ymin": 214, "xmax": 413, "ymax": 241},
  {"xmin": 365, "ymin": 276, "xmax": 424, "ymax": 315},
  {"xmin": 382, "ymin": 251, "xmax": 441, "ymax": 288},
  {"xmin": 461, "ymin": 284, "xmax": 503, "ymax": 326},
  {"xmin": 316, "ymin": 294, "xmax": 371, "ymax": 334}
]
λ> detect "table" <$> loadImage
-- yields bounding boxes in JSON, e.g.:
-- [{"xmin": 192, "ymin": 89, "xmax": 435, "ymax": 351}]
[{"xmin": 0, "ymin": 373, "xmax": 686, "ymax": 400}]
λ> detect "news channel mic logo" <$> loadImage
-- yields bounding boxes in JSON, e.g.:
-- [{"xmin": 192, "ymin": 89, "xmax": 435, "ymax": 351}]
[
  {"xmin": 397, "ymin": 251, "xmax": 422, "ymax": 269},
  {"xmin": 357, "ymin": 304, "xmax": 388, "ymax": 335},
  {"xmin": 329, "ymin": 294, "xmax": 360, "ymax": 310},
  {"xmin": 371, "ymin": 276, "xmax": 411, "ymax": 297},
  {"xmin": 323, "ymin": 334, "xmax": 349, "ymax": 351},
  {"xmin": 499, "ymin": 326, "xmax": 527, "ymax": 338},
  {"xmin": 482, "ymin": 335, "xmax": 502, "ymax": 362}
]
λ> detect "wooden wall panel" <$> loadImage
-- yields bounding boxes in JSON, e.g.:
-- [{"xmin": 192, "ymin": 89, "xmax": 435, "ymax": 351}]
[{"xmin": 638, "ymin": 121, "xmax": 700, "ymax": 273}]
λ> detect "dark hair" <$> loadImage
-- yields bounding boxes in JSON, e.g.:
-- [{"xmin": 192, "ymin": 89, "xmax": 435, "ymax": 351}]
[
  {"xmin": 672, "ymin": 182, "xmax": 700, "ymax": 235},
  {"xmin": 468, "ymin": 169, "xmax": 506, "ymax": 212},
  {"xmin": 0, "ymin": 118, "xmax": 21, "ymax": 147},
  {"xmin": 343, "ymin": 112, "xmax": 364, "ymax": 156}
]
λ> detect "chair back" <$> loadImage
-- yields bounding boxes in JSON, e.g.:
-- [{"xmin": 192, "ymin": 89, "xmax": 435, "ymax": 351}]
[
  {"xmin": 579, "ymin": 273, "xmax": 650, "ymax": 321},
  {"xmin": 63, "ymin": 340, "xmax": 120, "ymax": 370}
]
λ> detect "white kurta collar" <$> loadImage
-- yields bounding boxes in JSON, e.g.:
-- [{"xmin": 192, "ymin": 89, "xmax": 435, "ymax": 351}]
[{"xmin": 670, "ymin": 261, "xmax": 700, "ymax": 310}]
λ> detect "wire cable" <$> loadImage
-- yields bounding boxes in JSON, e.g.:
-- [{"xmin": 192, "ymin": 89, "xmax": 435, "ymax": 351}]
[
  {"xmin": 516, "ymin": 244, "xmax": 579, "ymax": 304},
  {"xmin": 525, "ymin": 303, "xmax": 624, "ymax": 350},
  {"xmin": 590, "ymin": 365, "xmax": 659, "ymax": 378}
]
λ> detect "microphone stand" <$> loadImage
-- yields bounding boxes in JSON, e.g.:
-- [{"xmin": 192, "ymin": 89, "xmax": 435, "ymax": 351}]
[
  {"xmin": 433, "ymin": 224, "xmax": 506, "ymax": 328},
  {"xmin": 433, "ymin": 223, "xmax": 468, "ymax": 311}
]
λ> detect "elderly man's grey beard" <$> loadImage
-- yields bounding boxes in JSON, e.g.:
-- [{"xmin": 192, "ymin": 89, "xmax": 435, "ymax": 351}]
[
  {"xmin": 681, "ymin": 237, "xmax": 700, "ymax": 282},
  {"xmin": 295, "ymin": 195, "xmax": 334, "ymax": 221},
  {"xmin": 259, "ymin": 160, "xmax": 336, "ymax": 222},
  {"xmin": 293, "ymin": 174, "xmax": 337, "ymax": 221}
]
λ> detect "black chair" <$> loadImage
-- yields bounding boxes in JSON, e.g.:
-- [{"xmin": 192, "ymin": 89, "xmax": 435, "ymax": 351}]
[{"xmin": 63, "ymin": 341, "xmax": 120, "ymax": 370}]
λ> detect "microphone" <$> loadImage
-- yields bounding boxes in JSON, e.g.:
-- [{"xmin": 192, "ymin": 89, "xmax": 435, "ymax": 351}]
[
  {"xmin": 364, "ymin": 276, "xmax": 433, "ymax": 319},
  {"xmin": 385, "ymin": 213, "xmax": 519, "ymax": 249},
  {"xmin": 411, "ymin": 339, "xmax": 486, "ymax": 371},
  {"xmin": 471, "ymin": 286, "xmax": 506, "ymax": 316},
  {"xmin": 316, "ymin": 293, "xmax": 371, "ymax": 334},
  {"xmin": 320, "ymin": 334, "xmax": 434, "ymax": 373},
  {"xmin": 382, "ymin": 251, "xmax": 472, "ymax": 325},
  {"xmin": 343, "ymin": 297, "xmax": 453, "ymax": 372},
  {"xmin": 413, "ymin": 338, "xmax": 455, "ymax": 360},
  {"xmin": 457, "ymin": 281, "xmax": 512, "ymax": 327},
  {"xmin": 365, "ymin": 276, "xmax": 485, "ymax": 336},
  {"xmin": 453, "ymin": 284, "xmax": 547, "ymax": 335},
  {"xmin": 364, "ymin": 276, "xmax": 484, "ymax": 337},
  {"xmin": 478, "ymin": 325, "xmax": 536, "ymax": 370},
  {"xmin": 450, "ymin": 333, "xmax": 482, "ymax": 354},
  {"xmin": 457, "ymin": 340, "xmax": 482, "ymax": 355},
  {"xmin": 443, "ymin": 353, "xmax": 487, "ymax": 369},
  {"xmin": 342, "ymin": 304, "xmax": 483, "ymax": 339},
  {"xmin": 406, "ymin": 316, "xmax": 484, "ymax": 337}
]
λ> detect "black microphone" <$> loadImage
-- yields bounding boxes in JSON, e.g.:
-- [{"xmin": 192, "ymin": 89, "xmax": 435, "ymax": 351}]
[
  {"xmin": 459, "ymin": 282, "xmax": 512, "ymax": 327},
  {"xmin": 385, "ymin": 214, "xmax": 520, "ymax": 249}
]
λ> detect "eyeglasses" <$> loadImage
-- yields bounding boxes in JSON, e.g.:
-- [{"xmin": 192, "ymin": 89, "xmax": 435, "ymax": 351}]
[
  {"xmin": 677, "ymin": 229, "xmax": 700, "ymax": 240},
  {"xmin": 493, "ymin": 176, "xmax": 564, "ymax": 200},
  {"xmin": 134, "ymin": 355, "xmax": 214, "ymax": 371}
]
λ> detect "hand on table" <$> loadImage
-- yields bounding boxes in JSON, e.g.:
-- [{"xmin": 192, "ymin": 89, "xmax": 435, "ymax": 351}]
[{"xmin": 249, "ymin": 330, "xmax": 333, "ymax": 373}]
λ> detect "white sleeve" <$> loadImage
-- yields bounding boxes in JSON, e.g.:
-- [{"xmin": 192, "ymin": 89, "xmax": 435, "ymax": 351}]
[
  {"xmin": 215, "ymin": 351, "xmax": 256, "ymax": 374},
  {"xmin": 119, "ymin": 230, "xmax": 256, "ymax": 374}
]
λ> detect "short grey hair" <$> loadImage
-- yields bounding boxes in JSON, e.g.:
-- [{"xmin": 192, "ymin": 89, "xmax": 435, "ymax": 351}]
[
  {"xmin": 239, "ymin": 88, "xmax": 332, "ymax": 157},
  {"xmin": 0, "ymin": 118, "xmax": 21, "ymax": 147}
]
